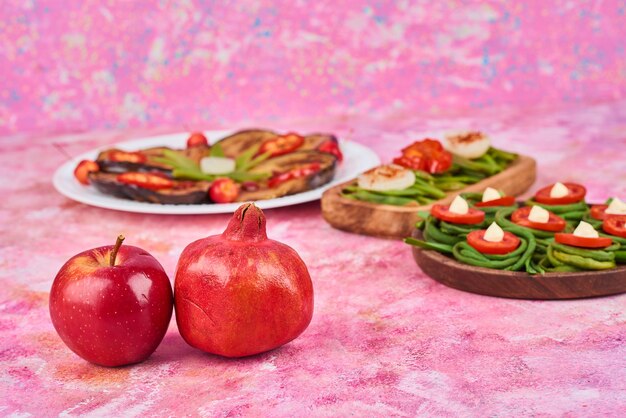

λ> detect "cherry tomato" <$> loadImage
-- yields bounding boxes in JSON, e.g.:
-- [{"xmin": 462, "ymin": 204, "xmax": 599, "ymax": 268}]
[
  {"xmin": 467, "ymin": 230, "xmax": 521, "ymax": 255},
  {"xmin": 590, "ymin": 205, "xmax": 608, "ymax": 220},
  {"xmin": 554, "ymin": 233, "xmax": 612, "ymax": 248},
  {"xmin": 108, "ymin": 150, "xmax": 147, "ymax": 164},
  {"xmin": 209, "ymin": 178, "xmax": 240, "ymax": 203},
  {"xmin": 430, "ymin": 204, "xmax": 485, "ymax": 225},
  {"xmin": 258, "ymin": 133, "xmax": 304, "ymax": 157},
  {"xmin": 74, "ymin": 160, "xmax": 100, "ymax": 185},
  {"xmin": 268, "ymin": 163, "xmax": 322, "ymax": 188},
  {"xmin": 603, "ymin": 216, "xmax": 626, "ymax": 238},
  {"xmin": 117, "ymin": 172, "xmax": 174, "ymax": 190},
  {"xmin": 318, "ymin": 139, "xmax": 343, "ymax": 161},
  {"xmin": 474, "ymin": 196, "xmax": 516, "ymax": 207},
  {"xmin": 511, "ymin": 206, "xmax": 567, "ymax": 232},
  {"xmin": 534, "ymin": 183, "xmax": 586, "ymax": 205},
  {"xmin": 187, "ymin": 132, "xmax": 209, "ymax": 148},
  {"xmin": 392, "ymin": 139, "xmax": 452, "ymax": 174}
]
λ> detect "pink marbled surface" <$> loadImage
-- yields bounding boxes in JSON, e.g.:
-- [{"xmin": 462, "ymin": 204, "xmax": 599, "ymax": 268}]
[
  {"xmin": 1, "ymin": 101, "xmax": 626, "ymax": 416},
  {"xmin": 2, "ymin": 1, "xmax": 626, "ymax": 135}
]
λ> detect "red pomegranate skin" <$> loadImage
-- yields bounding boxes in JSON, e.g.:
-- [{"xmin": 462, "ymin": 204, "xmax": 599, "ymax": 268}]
[{"xmin": 174, "ymin": 203, "xmax": 314, "ymax": 357}]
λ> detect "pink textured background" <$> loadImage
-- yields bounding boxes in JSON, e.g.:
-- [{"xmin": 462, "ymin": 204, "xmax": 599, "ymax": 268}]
[
  {"xmin": 2, "ymin": 1, "xmax": 626, "ymax": 416},
  {"xmin": 1, "ymin": 1, "xmax": 626, "ymax": 134},
  {"xmin": 1, "ymin": 102, "xmax": 626, "ymax": 416}
]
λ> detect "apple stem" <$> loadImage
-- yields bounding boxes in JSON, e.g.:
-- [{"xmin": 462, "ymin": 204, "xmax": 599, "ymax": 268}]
[{"xmin": 110, "ymin": 235, "xmax": 125, "ymax": 266}]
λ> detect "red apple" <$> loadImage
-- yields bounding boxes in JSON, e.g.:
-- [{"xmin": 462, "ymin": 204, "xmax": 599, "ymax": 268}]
[{"xmin": 50, "ymin": 236, "xmax": 173, "ymax": 367}]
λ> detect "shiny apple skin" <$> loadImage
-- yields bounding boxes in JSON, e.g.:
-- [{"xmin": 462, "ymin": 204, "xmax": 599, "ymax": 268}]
[
  {"xmin": 50, "ymin": 245, "xmax": 173, "ymax": 367},
  {"xmin": 174, "ymin": 205, "xmax": 314, "ymax": 358}
]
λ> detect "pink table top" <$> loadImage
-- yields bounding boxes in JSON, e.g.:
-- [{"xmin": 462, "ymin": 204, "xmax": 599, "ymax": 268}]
[{"xmin": 1, "ymin": 101, "xmax": 626, "ymax": 416}]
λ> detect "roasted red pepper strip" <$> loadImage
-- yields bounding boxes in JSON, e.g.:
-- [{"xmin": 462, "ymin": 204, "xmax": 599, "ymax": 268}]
[
  {"xmin": 259, "ymin": 133, "xmax": 304, "ymax": 157},
  {"xmin": 318, "ymin": 139, "xmax": 343, "ymax": 161},
  {"xmin": 392, "ymin": 139, "xmax": 452, "ymax": 174},
  {"xmin": 117, "ymin": 172, "xmax": 174, "ymax": 190},
  {"xmin": 108, "ymin": 150, "xmax": 147, "ymax": 164},
  {"xmin": 268, "ymin": 163, "xmax": 321, "ymax": 188}
]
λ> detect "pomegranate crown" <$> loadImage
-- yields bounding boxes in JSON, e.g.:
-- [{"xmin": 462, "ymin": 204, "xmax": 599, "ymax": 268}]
[{"xmin": 222, "ymin": 203, "xmax": 268, "ymax": 242}]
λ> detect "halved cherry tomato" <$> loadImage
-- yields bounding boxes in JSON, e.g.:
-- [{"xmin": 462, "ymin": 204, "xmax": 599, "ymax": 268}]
[
  {"xmin": 603, "ymin": 216, "xmax": 626, "ymax": 238},
  {"xmin": 268, "ymin": 163, "xmax": 321, "ymax": 188},
  {"xmin": 318, "ymin": 139, "xmax": 343, "ymax": 161},
  {"xmin": 108, "ymin": 150, "xmax": 147, "ymax": 164},
  {"xmin": 209, "ymin": 178, "xmax": 240, "ymax": 203},
  {"xmin": 474, "ymin": 196, "xmax": 516, "ymax": 207},
  {"xmin": 258, "ymin": 133, "xmax": 304, "ymax": 157},
  {"xmin": 187, "ymin": 132, "xmax": 209, "ymax": 148},
  {"xmin": 430, "ymin": 204, "xmax": 485, "ymax": 224},
  {"xmin": 117, "ymin": 172, "xmax": 174, "ymax": 190},
  {"xmin": 74, "ymin": 160, "xmax": 100, "ymax": 185},
  {"xmin": 467, "ymin": 230, "xmax": 521, "ymax": 255},
  {"xmin": 511, "ymin": 206, "xmax": 566, "ymax": 232},
  {"xmin": 534, "ymin": 182, "xmax": 586, "ymax": 205},
  {"xmin": 392, "ymin": 139, "xmax": 452, "ymax": 174},
  {"xmin": 555, "ymin": 233, "xmax": 612, "ymax": 248}
]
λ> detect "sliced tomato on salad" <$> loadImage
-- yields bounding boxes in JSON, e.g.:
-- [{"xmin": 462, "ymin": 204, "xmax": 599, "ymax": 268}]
[
  {"xmin": 467, "ymin": 230, "xmax": 521, "ymax": 255},
  {"xmin": 259, "ymin": 133, "xmax": 304, "ymax": 157},
  {"xmin": 590, "ymin": 204, "xmax": 608, "ymax": 220},
  {"xmin": 511, "ymin": 206, "xmax": 566, "ymax": 232},
  {"xmin": 474, "ymin": 196, "xmax": 516, "ymax": 207},
  {"xmin": 116, "ymin": 172, "xmax": 174, "ymax": 190},
  {"xmin": 603, "ymin": 216, "xmax": 626, "ymax": 239},
  {"xmin": 392, "ymin": 139, "xmax": 452, "ymax": 174},
  {"xmin": 108, "ymin": 150, "xmax": 148, "ymax": 164},
  {"xmin": 74, "ymin": 160, "xmax": 100, "ymax": 185},
  {"xmin": 534, "ymin": 182, "xmax": 586, "ymax": 205},
  {"xmin": 554, "ymin": 233, "xmax": 612, "ymax": 249},
  {"xmin": 430, "ymin": 204, "xmax": 485, "ymax": 225},
  {"xmin": 187, "ymin": 132, "xmax": 209, "ymax": 148},
  {"xmin": 209, "ymin": 178, "xmax": 240, "ymax": 203}
]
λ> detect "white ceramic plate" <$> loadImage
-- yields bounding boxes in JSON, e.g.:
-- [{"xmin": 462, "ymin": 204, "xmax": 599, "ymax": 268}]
[{"xmin": 52, "ymin": 130, "xmax": 380, "ymax": 214}]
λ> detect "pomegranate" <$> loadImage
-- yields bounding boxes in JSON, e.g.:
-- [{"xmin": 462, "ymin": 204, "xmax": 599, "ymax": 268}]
[{"xmin": 174, "ymin": 203, "xmax": 314, "ymax": 357}]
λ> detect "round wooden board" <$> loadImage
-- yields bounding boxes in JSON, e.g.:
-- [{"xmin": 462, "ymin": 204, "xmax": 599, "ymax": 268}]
[
  {"xmin": 321, "ymin": 154, "xmax": 536, "ymax": 239},
  {"xmin": 410, "ymin": 230, "xmax": 626, "ymax": 300}
]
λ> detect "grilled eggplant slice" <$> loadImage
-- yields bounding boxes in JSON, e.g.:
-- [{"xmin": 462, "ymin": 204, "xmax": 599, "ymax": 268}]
[
  {"xmin": 96, "ymin": 146, "xmax": 208, "ymax": 175},
  {"xmin": 237, "ymin": 151, "xmax": 337, "ymax": 201},
  {"xmin": 216, "ymin": 129, "xmax": 279, "ymax": 158},
  {"xmin": 88, "ymin": 172, "xmax": 210, "ymax": 204},
  {"xmin": 216, "ymin": 130, "xmax": 339, "ymax": 158}
]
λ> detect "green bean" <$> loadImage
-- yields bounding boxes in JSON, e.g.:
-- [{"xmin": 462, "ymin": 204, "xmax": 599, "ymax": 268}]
[
  {"xmin": 488, "ymin": 147, "xmax": 518, "ymax": 163},
  {"xmin": 424, "ymin": 217, "xmax": 465, "ymax": 245},
  {"xmin": 404, "ymin": 237, "xmax": 453, "ymax": 254},
  {"xmin": 346, "ymin": 190, "xmax": 415, "ymax": 206},
  {"xmin": 549, "ymin": 242, "xmax": 618, "ymax": 262},
  {"xmin": 551, "ymin": 250, "xmax": 616, "ymax": 270},
  {"xmin": 525, "ymin": 199, "xmax": 589, "ymax": 215},
  {"xmin": 453, "ymin": 243, "xmax": 519, "ymax": 268},
  {"xmin": 599, "ymin": 232, "xmax": 626, "ymax": 245}
]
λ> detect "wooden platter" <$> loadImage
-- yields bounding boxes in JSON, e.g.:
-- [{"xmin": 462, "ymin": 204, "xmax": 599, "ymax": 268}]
[
  {"xmin": 410, "ymin": 230, "xmax": 626, "ymax": 300},
  {"xmin": 321, "ymin": 154, "xmax": 537, "ymax": 239}
]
